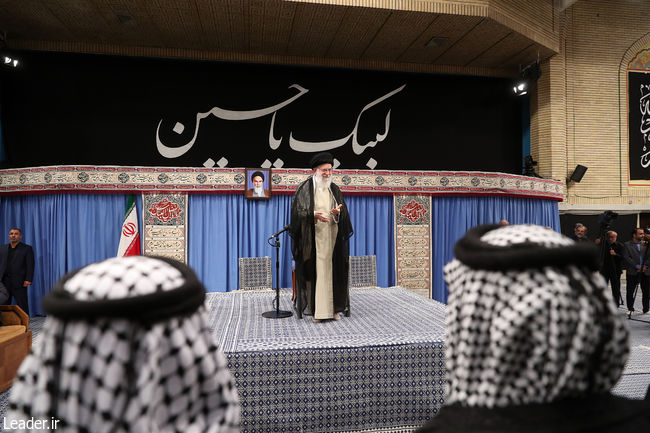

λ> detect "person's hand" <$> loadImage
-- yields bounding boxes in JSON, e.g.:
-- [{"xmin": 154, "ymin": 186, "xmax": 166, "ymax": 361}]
[
  {"xmin": 595, "ymin": 237, "xmax": 601, "ymax": 245},
  {"xmin": 609, "ymin": 248, "xmax": 616, "ymax": 255},
  {"xmin": 330, "ymin": 204, "xmax": 343, "ymax": 216},
  {"xmin": 314, "ymin": 211, "xmax": 330, "ymax": 223},
  {"xmin": 23, "ymin": 281, "xmax": 32, "ymax": 287}
]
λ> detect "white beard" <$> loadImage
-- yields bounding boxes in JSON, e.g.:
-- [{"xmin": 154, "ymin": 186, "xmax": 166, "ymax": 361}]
[
  {"xmin": 254, "ymin": 186, "xmax": 264, "ymax": 196},
  {"xmin": 314, "ymin": 173, "xmax": 331, "ymax": 192}
]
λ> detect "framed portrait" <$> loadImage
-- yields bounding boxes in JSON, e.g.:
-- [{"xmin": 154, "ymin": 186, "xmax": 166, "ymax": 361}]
[{"xmin": 244, "ymin": 168, "xmax": 272, "ymax": 199}]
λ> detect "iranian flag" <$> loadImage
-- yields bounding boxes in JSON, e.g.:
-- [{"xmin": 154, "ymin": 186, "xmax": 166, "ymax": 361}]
[{"xmin": 117, "ymin": 195, "xmax": 141, "ymax": 256}]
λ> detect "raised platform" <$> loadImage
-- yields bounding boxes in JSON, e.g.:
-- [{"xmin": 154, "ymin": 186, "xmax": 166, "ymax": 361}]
[{"xmin": 206, "ymin": 286, "xmax": 447, "ymax": 433}]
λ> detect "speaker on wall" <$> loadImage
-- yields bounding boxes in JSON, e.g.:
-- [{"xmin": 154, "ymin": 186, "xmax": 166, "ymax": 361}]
[{"xmin": 569, "ymin": 164, "xmax": 588, "ymax": 182}]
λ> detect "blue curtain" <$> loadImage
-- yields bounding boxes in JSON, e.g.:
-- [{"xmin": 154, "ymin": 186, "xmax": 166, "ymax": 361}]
[
  {"xmin": 430, "ymin": 196, "xmax": 560, "ymax": 303},
  {"xmin": 188, "ymin": 194, "xmax": 294, "ymax": 292},
  {"xmin": 0, "ymin": 194, "xmax": 132, "ymax": 315},
  {"xmin": 347, "ymin": 195, "xmax": 395, "ymax": 289},
  {"xmin": 187, "ymin": 194, "xmax": 395, "ymax": 292},
  {"xmin": 1, "ymin": 191, "xmax": 557, "ymax": 312}
]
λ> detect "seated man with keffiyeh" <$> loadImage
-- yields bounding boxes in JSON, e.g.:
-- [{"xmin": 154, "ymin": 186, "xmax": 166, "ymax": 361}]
[
  {"xmin": 417, "ymin": 224, "xmax": 650, "ymax": 433},
  {"xmin": 6, "ymin": 256, "xmax": 240, "ymax": 433}
]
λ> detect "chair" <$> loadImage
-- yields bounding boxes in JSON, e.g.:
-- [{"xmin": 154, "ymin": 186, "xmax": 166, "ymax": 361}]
[
  {"xmin": 238, "ymin": 256, "xmax": 273, "ymax": 290},
  {"xmin": 348, "ymin": 255, "xmax": 378, "ymax": 288},
  {"xmin": 0, "ymin": 305, "xmax": 32, "ymax": 392}
]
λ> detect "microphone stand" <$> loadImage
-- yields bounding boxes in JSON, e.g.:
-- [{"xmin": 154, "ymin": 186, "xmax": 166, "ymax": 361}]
[{"xmin": 262, "ymin": 225, "xmax": 292, "ymax": 319}]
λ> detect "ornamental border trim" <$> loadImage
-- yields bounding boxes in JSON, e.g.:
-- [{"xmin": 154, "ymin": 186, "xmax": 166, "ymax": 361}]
[{"xmin": 0, "ymin": 166, "xmax": 564, "ymax": 201}]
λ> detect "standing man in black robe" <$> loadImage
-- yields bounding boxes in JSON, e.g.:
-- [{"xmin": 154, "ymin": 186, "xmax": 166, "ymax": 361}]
[
  {"xmin": 0, "ymin": 228, "xmax": 35, "ymax": 315},
  {"xmin": 598, "ymin": 230, "xmax": 623, "ymax": 307},
  {"xmin": 289, "ymin": 152, "xmax": 353, "ymax": 322}
]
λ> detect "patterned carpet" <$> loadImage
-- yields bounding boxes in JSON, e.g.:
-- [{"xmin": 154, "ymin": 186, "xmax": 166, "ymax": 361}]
[
  {"xmin": 208, "ymin": 287, "xmax": 447, "ymax": 432},
  {"xmin": 207, "ymin": 287, "xmax": 446, "ymax": 352}
]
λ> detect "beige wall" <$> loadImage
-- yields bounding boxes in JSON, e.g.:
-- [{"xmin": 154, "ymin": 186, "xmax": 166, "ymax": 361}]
[{"xmin": 533, "ymin": 0, "xmax": 650, "ymax": 212}]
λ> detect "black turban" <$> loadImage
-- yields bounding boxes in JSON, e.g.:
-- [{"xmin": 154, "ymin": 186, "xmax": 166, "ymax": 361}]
[
  {"xmin": 309, "ymin": 152, "xmax": 334, "ymax": 169},
  {"xmin": 251, "ymin": 171, "xmax": 264, "ymax": 181}
]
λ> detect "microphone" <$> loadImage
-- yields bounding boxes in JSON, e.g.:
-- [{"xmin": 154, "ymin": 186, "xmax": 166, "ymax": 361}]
[{"xmin": 269, "ymin": 224, "xmax": 290, "ymax": 239}]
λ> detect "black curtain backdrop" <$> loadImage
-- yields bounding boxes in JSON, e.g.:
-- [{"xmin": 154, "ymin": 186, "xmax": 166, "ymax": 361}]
[
  {"xmin": 1, "ymin": 50, "xmax": 523, "ymax": 171},
  {"xmin": 629, "ymin": 71, "xmax": 650, "ymax": 181},
  {"xmin": 560, "ymin": 213, "xmax": 637, "ymax": 242}
]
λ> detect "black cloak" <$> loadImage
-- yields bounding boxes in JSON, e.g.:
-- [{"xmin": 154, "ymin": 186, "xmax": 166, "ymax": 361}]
[{"xmin": 288, "ymin": 177, "xmax": 353, "ymax": 318}]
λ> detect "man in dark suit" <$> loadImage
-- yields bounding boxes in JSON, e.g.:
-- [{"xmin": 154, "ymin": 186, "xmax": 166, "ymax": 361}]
[
  {"xmin": 621, "ymin": 227, "xmax": 649, "ymax": 314},
  {"xmin": 0, "ymin": 228, "xmax": 35, "ymax": 315}
]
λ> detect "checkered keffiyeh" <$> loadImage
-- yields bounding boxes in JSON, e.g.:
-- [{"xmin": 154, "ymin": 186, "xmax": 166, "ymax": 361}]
[
  {"xmin": 6, "ymin": 256, "xmax": 240, "ymax": 433},
  {"xmin": 443, "ymin": 224, "xmax": 629, "ymax": 408}
]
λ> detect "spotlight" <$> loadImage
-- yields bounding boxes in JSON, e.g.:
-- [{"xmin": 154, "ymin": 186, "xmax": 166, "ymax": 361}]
[
  {"xmin": 2, "ymin": 55, "xmax": 18, "ymax": 67},
  {"xmin": 0, "ymin": 31, "xmax": 19, "ymax": 68},
  {"xmin": 513, "ymin": 58, "xmax": 541, "ymax": 97},
  {"xmin": 513, "ymin": 82, "xmax": 528, "ymax": 96}
]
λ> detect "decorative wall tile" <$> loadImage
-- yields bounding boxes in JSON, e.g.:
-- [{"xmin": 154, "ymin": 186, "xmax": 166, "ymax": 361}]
[
  {"xmin": 395, "ymin": 195, "xmax": 431, "ymax": 296},
  {"xmin": 143, "ymin": 193, "xmax": 188, "ymax": 262}
]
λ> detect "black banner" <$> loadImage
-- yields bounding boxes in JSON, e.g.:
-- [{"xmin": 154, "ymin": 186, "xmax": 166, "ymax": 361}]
[
  {"xmin": 629, "ymin": 71, "xmax": 650, "ymax": 181},
  {"xmin": 1, "ymin": 51, "xmax": 523, "ymax": 172}
]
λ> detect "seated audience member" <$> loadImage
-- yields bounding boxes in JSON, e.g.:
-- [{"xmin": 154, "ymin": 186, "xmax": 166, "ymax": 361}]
[
  {"xmin": 6, "ymin": 256, "xmax": 239, "ymax": 433},
  {"xmin": 417, "ymin": 224, "xmax": 650, "ymax": 433}
]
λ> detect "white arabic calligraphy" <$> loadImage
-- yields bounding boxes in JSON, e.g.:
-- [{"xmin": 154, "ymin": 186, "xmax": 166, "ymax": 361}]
[
  {"xmin": 155, "ymin": 83, "xmax": 406, "ymax": 159},
  {"xmin": 640, "ymin": 84, "xmax": 650, "ymax": 168},
  {"xmin": 269, "ymin": 112, "xmax": 282, "ymax": 150},
  {"xmin": 353, "ymin": 84, "xmax": 405, "ymax": 154},
  {"xmin": 289, "ymin": 84, "xmax": 406, "ymax": 154},
  {"xmin": 156, "ymin": 84, "xmax": 309, "ymax": 158}
]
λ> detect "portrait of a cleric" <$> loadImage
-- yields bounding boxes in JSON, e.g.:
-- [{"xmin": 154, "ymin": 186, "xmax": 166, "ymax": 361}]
[
  {"xmin": 289, "ymin": 152, "xmax": 353, "ymax": 322},
  {"xmin": 245, "ymin": 169, "xmax": 271, "ymax": 198}
]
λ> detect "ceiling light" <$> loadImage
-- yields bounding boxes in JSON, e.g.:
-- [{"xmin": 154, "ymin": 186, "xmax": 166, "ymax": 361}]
[
  {"xmin": 2, "ymin": 54, "xmax": 18, "ymax": 68},
  {"xmin": 513, "ymin": 58, "xmax": 541, "ymax": 96},
  {"xmin": 513, "ymin": 82, "xmax": 528, "ymax": 96},
  {"xmin": 0, "ymin": 31, "xmax": 20, "ymax": 68}
]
